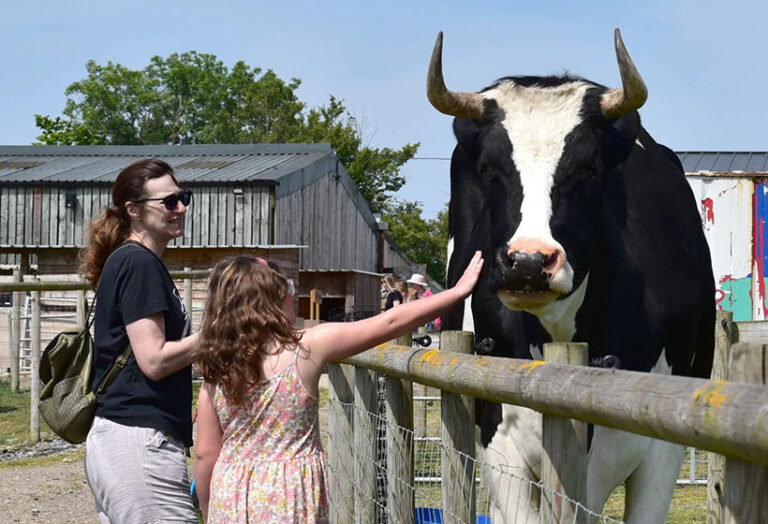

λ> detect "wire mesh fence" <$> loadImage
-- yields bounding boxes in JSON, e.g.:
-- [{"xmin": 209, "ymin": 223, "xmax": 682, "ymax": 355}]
[
  {"xmin": 322, "ymin": 378, "xmax": 710, "ymax": 523},
  {"xmin": 325, "ymin": 394, "xmax": 626, "ymax": 523}
]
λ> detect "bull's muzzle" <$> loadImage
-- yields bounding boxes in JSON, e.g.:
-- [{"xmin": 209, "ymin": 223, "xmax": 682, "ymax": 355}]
[{"xmin": 495, "ymin": 241, "xmax": 566, "ymax": 309}]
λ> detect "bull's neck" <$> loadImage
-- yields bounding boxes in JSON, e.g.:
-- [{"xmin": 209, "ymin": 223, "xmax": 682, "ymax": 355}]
[{"xmin": 533, "ymin": 274, "xmax": 589, "ymax": 342}]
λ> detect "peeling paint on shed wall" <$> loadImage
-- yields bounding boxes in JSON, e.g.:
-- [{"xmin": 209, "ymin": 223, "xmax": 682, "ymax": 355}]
[{"xmin": 687, "ymin": 175, "xmax": 767, "ymax": 321}]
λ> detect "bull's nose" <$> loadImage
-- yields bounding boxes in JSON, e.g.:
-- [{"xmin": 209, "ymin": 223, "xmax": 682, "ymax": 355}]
[
  {"xmin": 509, "ymin": 250, "xmax": 547, "ymax": 275},
  {"xmin": 498, "ymin": 248, "xmax": 550, "ymax": 291},
  {"xmin": 497, "ymin": 241, "xmax": 565, "ymax": 292}
]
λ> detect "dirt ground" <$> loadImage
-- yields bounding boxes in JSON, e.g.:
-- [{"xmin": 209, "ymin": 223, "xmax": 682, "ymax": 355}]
[
  {"xmin": 0, "ymin": 456, "xmax": 98, "ymax": 524},
  {"xmin": 0, "ymin": 374, "xmax": 331, "ymax": 524}
]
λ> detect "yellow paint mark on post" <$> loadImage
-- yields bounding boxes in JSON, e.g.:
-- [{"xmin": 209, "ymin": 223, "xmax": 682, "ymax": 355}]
[
  {"xmin": 519, "ymin": 361, "xmax": 547, "ymax": 374},
  {"xmin": 449, "ymin": 358, "xmax": 458, "ymax": 366},
  {"xmin": 421, "ymin": 350, "xmax": 441, "ymax": 363},
  {"xmin": 692, "ymin": 381, "xmax": 728, "ymax": 408}
]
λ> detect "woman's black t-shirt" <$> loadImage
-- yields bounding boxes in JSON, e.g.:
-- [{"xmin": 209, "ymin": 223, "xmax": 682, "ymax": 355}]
[
  {"xmin": 385, "ymin": 290, "xmax": 403, "ymax": 311},
  {"xmin": 92, "ymin": 241, "xmax": 192, "ymax": 446}
]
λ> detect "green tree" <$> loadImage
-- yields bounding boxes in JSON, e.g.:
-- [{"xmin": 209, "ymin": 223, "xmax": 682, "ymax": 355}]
[
  {"xmin": 34, "ymin": 51, "xmax": 418, "ymax": 212},
  {"xmin": 383, "ymin": 201, "xmax": 449, "ymax": 286}
]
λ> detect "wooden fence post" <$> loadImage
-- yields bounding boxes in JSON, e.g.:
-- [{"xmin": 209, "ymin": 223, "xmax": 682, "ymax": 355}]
[
  {"xmin": 29, "ymin": 285, "xmax": 41, "ymax": 443},
  {"xmin": 327, "ymin": 362, "xmax": 355, "ymax": 523},
  {"xmin": 722, "ymin": 341, "xmax": 768, "ymax": 523},
  {"xmin": 354, "ymin": 366, "xmax": 378, "ymax": 521},
  {"xmin": 440, "ymin": 331, "xmax": 476, "ymax": 524},
  {"xmin": 708, "ymin": 309, "xmax": 734, "ymax": 524},
  {"xmin": 10, "ymin": 268, "xmax": 21, "ymax": 392},
  {"xmin": 541, "ymin": 342, "xmax": 588, "ymax": 524},
  {"xmin": 387, "ymin": 333, "xmax": 414, "ymax": 524}
]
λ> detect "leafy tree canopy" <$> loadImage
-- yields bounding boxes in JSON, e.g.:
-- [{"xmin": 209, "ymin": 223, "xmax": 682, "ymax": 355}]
[
  {"xmin": 35, "ymin": 51, "xmax": 419, "ymax": 213},
  {"xmin": 383, "ymin": 201, "xmax": 449, "ymax": 286}
]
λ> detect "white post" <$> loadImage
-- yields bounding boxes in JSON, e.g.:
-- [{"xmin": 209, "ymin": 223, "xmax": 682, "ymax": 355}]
[
  {"xmin": 30, "ymin": 285, "xmax": 41, "ymax": 442},
  {"xmin": 10, "ymin": 268, "xmax": 21, "ymax": 392},
  {"xmin": 76, "ymin": 289, "xmax": 87, "ymax": 328}
]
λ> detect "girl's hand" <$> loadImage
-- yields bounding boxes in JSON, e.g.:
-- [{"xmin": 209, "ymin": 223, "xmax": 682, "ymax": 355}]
[{"xmin": 453, "ymin": 251, "xmax": 484, "ymax": 297}]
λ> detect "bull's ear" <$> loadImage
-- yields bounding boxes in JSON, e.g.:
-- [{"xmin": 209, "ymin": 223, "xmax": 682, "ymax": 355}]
[
  {"xmin": 612, "ymin": 110, "xmax": 641, "ymax": 141},
  {"xmin": 600, "ymin": 111, "xmax": 640, "ymax": 166},
  {"xmin": 453, "ymin": 117, "xmax": 482, "ymax": 158}
]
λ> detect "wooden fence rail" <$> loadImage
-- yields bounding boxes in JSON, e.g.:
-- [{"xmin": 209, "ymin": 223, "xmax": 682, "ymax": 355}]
[
  {"xmin": 329, "ymin": 318, "xmax": 767, "ymax": 523},
  {"xmin": 341, "ymin": 342, "xmax": 768, "ymax": 467},
  {"xmin": 1, "ymin": 273, "xmax": 209, "ymax": 438}
]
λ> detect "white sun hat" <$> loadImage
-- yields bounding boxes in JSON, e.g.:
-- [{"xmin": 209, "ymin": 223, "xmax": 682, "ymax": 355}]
[{"xmin": 406, "ymin": 273, "xmax": 429, "ymax": 287}]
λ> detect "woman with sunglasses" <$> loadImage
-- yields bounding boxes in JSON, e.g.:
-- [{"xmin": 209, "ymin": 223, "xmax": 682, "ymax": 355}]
[{"xmin": 80, "ymin": 158, "xmax": 200, "ymax": 523}]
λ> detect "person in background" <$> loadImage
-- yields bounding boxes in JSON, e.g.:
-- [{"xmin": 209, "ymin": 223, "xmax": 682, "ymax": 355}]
[
  {"xmin": 193, "ymin": 252, "xmax": 484, "ymax": 522},
  {"xmin": 406, "ymin": 273, "xmax": 441, "ymax": 330},
  {"xmin": 80, "ymin": 158, "xmax": 200, "ymax": 523},
  {"xmin": 383, "ymin": 274, "xmax": 407, "ymax": 310},
  {"xmin": 406, "ymin": 273, "xmax": 430, "ymax": 301}
]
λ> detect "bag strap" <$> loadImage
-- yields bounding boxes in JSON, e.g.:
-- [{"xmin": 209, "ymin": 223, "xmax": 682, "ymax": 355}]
[{"xmin": 95, "ymin": 344, "xmax": 133, "ymax": 395}]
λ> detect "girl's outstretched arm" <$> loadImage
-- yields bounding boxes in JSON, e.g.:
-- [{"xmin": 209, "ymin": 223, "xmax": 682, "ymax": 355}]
[
  {"xmin": 194, "ymin": 383, "xmax": 223, "ymax": 522},
  {"xmin": 302, "ymin": 251, "xmax": 483, "ymax": 365}
]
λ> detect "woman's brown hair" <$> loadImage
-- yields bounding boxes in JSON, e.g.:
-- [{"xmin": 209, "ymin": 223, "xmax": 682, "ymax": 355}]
[
  {"xmin": 384, "ymin": 274, "xmax": 406, "ymax": 296},
  {"xmin": 197, "ymin": 256, "xmax": 302, "ymax": 404},
  {"xmin": 79, "ymin": 158, "xmax": 178, "ymax": 287}
]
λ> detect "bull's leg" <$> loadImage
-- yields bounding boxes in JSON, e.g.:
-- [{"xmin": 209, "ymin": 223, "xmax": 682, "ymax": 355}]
[
  {"xmin": 622, "ymin": 439, "xmax": 685, "ymax": 524},
  {"xmin": 586, "ymin": 426, "xmax": 651, "ymax": 516},
  {"xmin": 483, "ymin": 405, "xmax": 543, "ymax": 524}
]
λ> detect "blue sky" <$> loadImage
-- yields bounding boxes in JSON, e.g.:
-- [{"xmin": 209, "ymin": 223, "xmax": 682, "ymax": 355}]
[{"xmin": 2, "ymin": 1, "xmax": 767, "ymax": 218}]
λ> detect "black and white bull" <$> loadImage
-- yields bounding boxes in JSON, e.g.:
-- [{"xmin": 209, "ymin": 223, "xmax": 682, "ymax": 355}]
[{"xmin": 431, "ymin": 30, "xmax": 715, "ymax": 523}]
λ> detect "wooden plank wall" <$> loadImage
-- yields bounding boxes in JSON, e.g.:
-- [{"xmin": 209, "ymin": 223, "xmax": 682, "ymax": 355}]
[
  {"xmin": 383, "ymin": 241, "xmax": 415, "ymax": 271},
  {"xmin": 274, "ymin": 174, "xmax": 379, "ymax": 272},
  {"xmin": 0, "ymin": 184, "xmax": 272, "ymax": 248}
]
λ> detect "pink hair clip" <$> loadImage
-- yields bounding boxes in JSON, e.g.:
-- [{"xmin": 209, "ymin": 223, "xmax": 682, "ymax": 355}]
[{"xmin": 255, "ymin": 257, "xmax": 268, "ymax": 266}]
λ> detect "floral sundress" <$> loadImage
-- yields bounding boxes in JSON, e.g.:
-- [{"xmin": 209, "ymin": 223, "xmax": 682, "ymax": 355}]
[{"xmin": 208, "ymin": 346, "xmax": 328, "ymax": 523}]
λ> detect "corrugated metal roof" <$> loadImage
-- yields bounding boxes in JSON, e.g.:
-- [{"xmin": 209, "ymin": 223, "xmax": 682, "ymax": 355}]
[
  {"xmin": 676, "ymin": 152, "xmax": 768, "ymax": 174},
  {"xmin": 0, "ymin": 144, "xmax": 333, "ymax": 183}
]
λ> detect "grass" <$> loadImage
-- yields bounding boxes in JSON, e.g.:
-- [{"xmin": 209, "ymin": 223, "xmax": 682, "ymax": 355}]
[
  {"xmin": 0, "ymin": 377, "xmax": 57, "ymax": 447},
  {"xmin": 604, "ymin": 484, "xmax": 707, "ymax": 523},
  {"xmin": 0, "ymin": 449, "xmax": 84, "ymax": 470}
]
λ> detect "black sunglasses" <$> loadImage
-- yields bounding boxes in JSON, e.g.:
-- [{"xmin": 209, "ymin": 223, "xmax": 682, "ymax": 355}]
[{"xmin": 133, "ymin": 189, "xmax": 192, "ymax": 211}]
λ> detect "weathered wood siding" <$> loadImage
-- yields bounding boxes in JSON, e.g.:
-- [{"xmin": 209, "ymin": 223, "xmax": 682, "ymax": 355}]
[
  {"xmin": 0, "ymin": 185, "xmax": 111, "ymax": 247},
  {"xmin": 382, "ymin": 238, "xmax": 416, "ymax": 272},
  {"xmin": 275, "ymin": 174, "xmax": 379, "ymax": 272},
  {"xmin": 0, "ymin": 184, "xmax": 272, "ymax": 248}
]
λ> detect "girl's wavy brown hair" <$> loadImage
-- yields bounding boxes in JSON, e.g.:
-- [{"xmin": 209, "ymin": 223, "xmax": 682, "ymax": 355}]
[
  {"xmin": 79, "ymin": 158, "xmax": 178, "ymax": 288},
  {"xmin": 197, "ymin": 255, "xmax": 301, "ymax": 404}
]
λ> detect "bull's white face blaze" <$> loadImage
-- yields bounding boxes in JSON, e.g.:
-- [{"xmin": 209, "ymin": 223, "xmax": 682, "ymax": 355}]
[{"xmin": 482, "ymin": 81, "xmax": 591, "ymax": 311}]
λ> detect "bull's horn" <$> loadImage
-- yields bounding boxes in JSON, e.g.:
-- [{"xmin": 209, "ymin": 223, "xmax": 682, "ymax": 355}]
[
  {"xmin": 600, "ymin": 28, "xmax": 648, "ymax": 119},
  {"xmin": 427, "ymin": 32, "xmax": 485, "ymax": 119}
]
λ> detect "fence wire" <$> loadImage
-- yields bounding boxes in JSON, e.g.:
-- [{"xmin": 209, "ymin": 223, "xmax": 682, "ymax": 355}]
[
  {"xmin": 323, "ymin": 383, "xmax": 709, "ymax": 524},
  {"xmin": 326, "ymin": 393, "xmax": 623, "ymax": 524}
]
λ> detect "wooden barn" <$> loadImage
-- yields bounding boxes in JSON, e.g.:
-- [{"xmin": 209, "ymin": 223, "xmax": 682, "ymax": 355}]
[{"xmin": 0, "ymin": 144, "xmax": 418, "ymax": 320}]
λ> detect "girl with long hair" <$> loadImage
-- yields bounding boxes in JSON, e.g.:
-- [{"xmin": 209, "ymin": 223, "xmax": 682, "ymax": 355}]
[
  {"xmin": 193, "ymin": 252, "xmax": 484, "ymax": 522},
  {"xmin": 82, "ymin": 158, "xmax": 199, "ymax": 523}
]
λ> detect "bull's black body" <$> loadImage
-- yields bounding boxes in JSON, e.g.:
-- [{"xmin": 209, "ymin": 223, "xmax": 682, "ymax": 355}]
[
  {"xmin": 429, "ymin": 29, "xmax": 716, "ymax": 520},
  {"xmin": 443, "ymin": 75, "xmax": 714, "ymax": 449}
]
